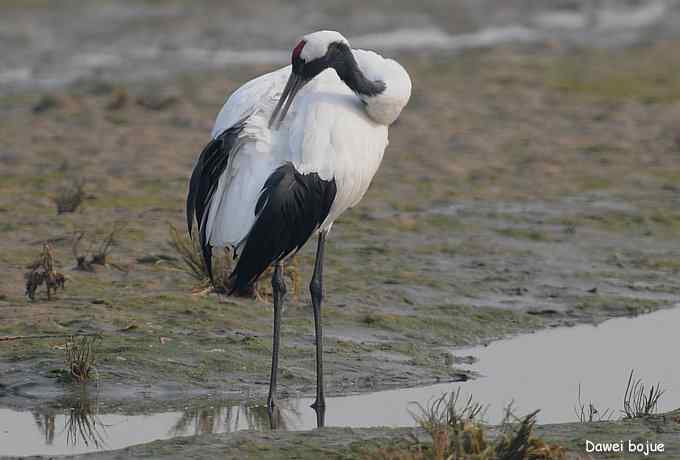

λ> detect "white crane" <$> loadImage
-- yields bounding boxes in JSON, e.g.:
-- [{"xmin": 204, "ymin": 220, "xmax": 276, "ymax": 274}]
[{"xmin": 186, "ymin": 30, "xmax": 411, "ymax": 427}]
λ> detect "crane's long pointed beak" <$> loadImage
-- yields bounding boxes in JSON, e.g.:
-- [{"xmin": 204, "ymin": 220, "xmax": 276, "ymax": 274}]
[{"xmin": 269, "ymin": 73, "xmax": 305, "ymax": 130}]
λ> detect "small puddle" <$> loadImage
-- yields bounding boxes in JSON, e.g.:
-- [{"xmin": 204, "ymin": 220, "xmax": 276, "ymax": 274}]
[
  {"xmin": 452, "ymin": 304, "xmax": 680, "ymax": 423},
  {"xmin": 1, "ymin": 306, "xmax": 679, "ymax": 456}
]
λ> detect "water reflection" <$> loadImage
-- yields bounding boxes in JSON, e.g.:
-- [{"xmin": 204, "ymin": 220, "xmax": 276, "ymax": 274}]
[
  {"xmin": 24, "ymin": 395, "xmax": 307, "ymax": 454},
  {"xmin": 29, "ymin": 388, "xmax": 107, "ymax": 449},
  {"xmin": 32, "ymin": 412, "xmax": 55, "ymax": 444},
  {"xmin": 171, "ymin": 401, "xmax": 301, "ymax": 435},
  {"xmin": 63, "ymin": 391, "xmax": 106, "ymax": 448},
  {"xmin": 3, "ymin": 306, "xmax": 680, "ymax": 457},
  {"xmin": 5, "ymin": 396, "xmax": 306, "ymax": 456}
]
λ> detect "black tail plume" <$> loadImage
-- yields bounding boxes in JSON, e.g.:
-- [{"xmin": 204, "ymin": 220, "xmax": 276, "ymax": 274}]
[
  {"xmin": 229, "ymin": 163, "xmax": 336, "ymax": 293},
  {"xmin": 186, "ymin": 124, "xmax": 244, "ymax": 282}
]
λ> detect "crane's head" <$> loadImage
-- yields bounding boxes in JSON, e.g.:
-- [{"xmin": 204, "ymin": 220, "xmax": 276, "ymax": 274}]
[{"xmin": 269, "ymin": 31, "xmax": 351, "ymax": 129}]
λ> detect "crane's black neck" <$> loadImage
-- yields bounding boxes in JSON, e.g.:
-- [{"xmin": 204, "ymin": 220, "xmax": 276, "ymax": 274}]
[
  {"xmin": 330, "ymin": 43, "xmax": 386, "ymax": 98},
  {"xmin": 294, "ymin": 41, "xmax": 386, "ymax": 98}
]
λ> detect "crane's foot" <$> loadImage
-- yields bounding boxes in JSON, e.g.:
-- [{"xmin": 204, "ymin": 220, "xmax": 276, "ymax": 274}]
[
  {"xmin": 267, "ymin": 396, "xmax": 281, "ymax": 429},
  {"xmin": 267, "ymin": 391, "xmax": 279, "ymax": 412},
  {"xmin": 311, "ymin": 399, "xmax": 326, "ymax": 428}
]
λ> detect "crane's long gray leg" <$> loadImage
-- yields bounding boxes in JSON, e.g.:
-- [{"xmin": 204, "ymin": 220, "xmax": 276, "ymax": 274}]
[
  {"xmin": 310, "ymin": 232, "xmax": 327, "ymax": 428},
  {"xmin": 267, "ymin": 262, "xmax": 286, "ymax": 429}
]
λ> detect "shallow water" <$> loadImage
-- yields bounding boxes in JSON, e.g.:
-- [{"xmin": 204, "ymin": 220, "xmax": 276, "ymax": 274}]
[{"xmin": 1, "ymin": 305, "xmax": 679, "ymax": 456}]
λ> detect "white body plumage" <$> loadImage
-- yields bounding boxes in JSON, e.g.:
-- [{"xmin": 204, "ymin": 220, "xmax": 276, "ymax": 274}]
[
  {"xmin": 205, "ymin": 48, "xmax": 411, "ymax": 250},
  {"xmin": 186, "ymin": 31, "xmax": 411, "ymax": 418}
]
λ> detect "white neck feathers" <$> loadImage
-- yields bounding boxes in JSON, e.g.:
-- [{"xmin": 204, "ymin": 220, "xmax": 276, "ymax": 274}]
[{"xmin": 352, "ymin": 49, "xmax": 412, "ymax": 126}]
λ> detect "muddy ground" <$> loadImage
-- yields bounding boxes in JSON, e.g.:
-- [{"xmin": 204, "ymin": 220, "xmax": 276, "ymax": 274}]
[
  {"xmin": 2, "ymin": 34, "xmax": 680, "ymax": 457},
  {"xmin": 49, "ymin": 408, "xmax": 679, "ymax": 459}
]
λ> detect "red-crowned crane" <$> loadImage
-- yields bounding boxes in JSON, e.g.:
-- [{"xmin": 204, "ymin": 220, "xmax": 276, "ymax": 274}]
[{"xmin": 186, "ymin": 30, "xmax": 411, "ymax": 427}]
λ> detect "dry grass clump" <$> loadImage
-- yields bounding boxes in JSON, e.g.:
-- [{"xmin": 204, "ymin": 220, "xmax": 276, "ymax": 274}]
[
  {"xmin": 54, "ymin": 178, "xmax": 86, "ymax": 214},
  {"xmin": 573, "ymin": 383, "xmax": 614, "ymax": 423},
  {"xmin": 412, "ymin": 389, "xmax": 487, "ymax": 459},
  {"xmin": 168, "ymin": 224, "xmax": 233, "ymax": 292},
  {"xmin": 168, "ymin": 224, "xmax": 300, "ymax": 299},
  {"xmin": 72, "ymin": 226, "xmax": 122, "ymax": 271},
  {"xmin": 25, "ymin": 244, "xmax": 66, "ymax": 301},
  {"xmin": 493, "ymin": 408, "xmax": 565, "ymax": 460},
  {"xmin": 622, "ymin": 370, "xmax": 665, "ymax": 419},
  {"xmin": 136, "ymin": 89, "xmax": 178, "ymax": 111},
  {"xmin": 364, "ymin": 390, "xmax": 566, "ymax": 460},
  {"xmin": 64, "ymin": 335, "xmax": 101, "ymax": 384},
  {"xmin": 32, "ymin": 94, "xmax": 61, "ymax": 113}
]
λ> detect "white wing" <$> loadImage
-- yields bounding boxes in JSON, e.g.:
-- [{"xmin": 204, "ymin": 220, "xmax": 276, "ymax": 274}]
[
  {"xmin": 211, "ymin": 66, "xmax": 290, "ymax": 139},
  {"xmin": 203, "ymin": 68, "xmax": 289, "ymax": 248}
]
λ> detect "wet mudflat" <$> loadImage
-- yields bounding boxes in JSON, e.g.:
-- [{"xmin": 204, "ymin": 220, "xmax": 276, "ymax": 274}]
[
  {"xmin": 2, "ymin": 306, "xmax": 679, "ymax": 457},
  {"xmin": 3, "ymin": 41, "xmax": 680, "ymax": 412},
  {"xmin": 2, "ymin": 1, "xmax": 680, "ymax": 458}
]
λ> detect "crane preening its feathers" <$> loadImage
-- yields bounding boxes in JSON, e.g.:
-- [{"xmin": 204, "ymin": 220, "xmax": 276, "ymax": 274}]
[{"xmin": 186, "ymin": 30, "xmax": 411, "ymax": 427}]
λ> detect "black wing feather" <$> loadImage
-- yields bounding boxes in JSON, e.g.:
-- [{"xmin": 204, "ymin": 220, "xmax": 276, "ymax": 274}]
[
  {"xmin": 229, "ymin": 163, "xmax": 336, "ymax": 293},
  {"xmin": 186, "ymin": 124, "xmax": 244, "ymax": 282}
]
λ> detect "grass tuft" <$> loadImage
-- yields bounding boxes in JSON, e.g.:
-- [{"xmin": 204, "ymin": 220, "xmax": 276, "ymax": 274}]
[
  {"xmin": 168, "ymin": 224, "xmax": 300, "ymax": 299},
  {"xmin": 622, "ymin": 370, "xmax": 665, "ymax": 418},
  {"xmin": 167, "ymin": 223, "xmax": 233, "ymax": 291},
  {"xmin": 365, "ymin": 391, "xmax": 565, "ymax": 460},
  {"xmin": 54, "ymin": 178, "xmax": 86, "ymax": 214},
  {"xmin": 24, "ymin": 244, "xmax": 66, "ymax": 301},
  {"xmin": 573, "ymin": 383, "xmax": 614, "ymax": 423},
  {"xmin": 72, "ymin": 226, "xmax": 123, "ymax": 271},
  {"xmin": 64, "ymin": 335, "xmax": 101, "ymax": 384}
]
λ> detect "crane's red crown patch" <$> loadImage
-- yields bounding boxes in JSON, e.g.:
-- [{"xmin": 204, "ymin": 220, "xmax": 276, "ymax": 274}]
[{"xmin": 292, "ymin": 40, "xmax": 306, "ymax": 60}]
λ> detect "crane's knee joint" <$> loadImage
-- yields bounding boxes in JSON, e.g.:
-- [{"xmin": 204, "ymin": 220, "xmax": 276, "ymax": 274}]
[
  {"xmin": 309, "ymin": 278, "xmax": 323, "ymax": 304},
  {"xmin": 272, "ymin": 278, "xmax": 287, "ymax": 296},
  {"xmin": 272, "ymin": 268, "xmax": 287, "ymax": 295}
]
